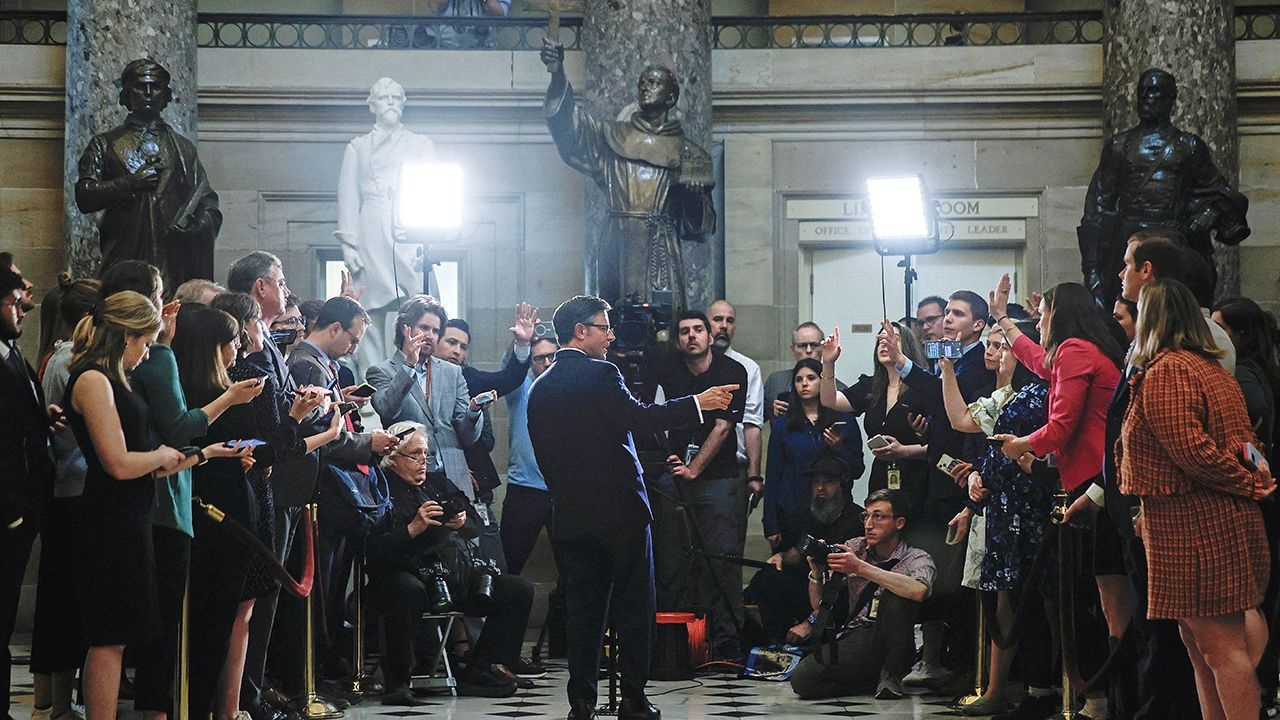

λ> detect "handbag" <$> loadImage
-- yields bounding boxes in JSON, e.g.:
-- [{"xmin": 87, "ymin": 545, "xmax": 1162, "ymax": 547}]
[{"xmin": 317, "ymin": 462, "xmax": 392, "ymax": 539}]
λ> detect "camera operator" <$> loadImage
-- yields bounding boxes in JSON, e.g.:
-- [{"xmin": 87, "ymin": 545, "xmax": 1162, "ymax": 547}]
[
  {"xmin": 366, "ymin": 421, "xmax": 534, "ymax": 706},
  {"xmin": 789, "ymin": 489, "xmax": 934, "ymax": 701},
  {"xmin": 744, "ymin": 456, "xmax": 863, "ymax": 646}
]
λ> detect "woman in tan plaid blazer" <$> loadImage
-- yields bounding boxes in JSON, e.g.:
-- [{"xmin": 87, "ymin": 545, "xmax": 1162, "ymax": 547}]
[{"xmin": 1118, "ymin": 279, "xmax": 1275, "ymax": 720}]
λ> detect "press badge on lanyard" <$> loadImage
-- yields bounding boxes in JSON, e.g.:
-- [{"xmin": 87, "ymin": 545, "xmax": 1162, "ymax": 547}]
[
  {"xmin": 887, "ymin": 465, "xmax": 901, "ymax": 490},
  {"xmin": 475, "ymin": 504, "xmax": 491, "ymax": 527},
  {"xmin": 868, "ymin": 595, "xmax": 880, "ymax": 620}
]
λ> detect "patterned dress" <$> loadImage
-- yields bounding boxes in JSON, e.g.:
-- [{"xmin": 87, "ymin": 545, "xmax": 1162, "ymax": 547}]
[{"xmin": 975, "ymin": 381, "xmax": 1053, "ymax": 592}]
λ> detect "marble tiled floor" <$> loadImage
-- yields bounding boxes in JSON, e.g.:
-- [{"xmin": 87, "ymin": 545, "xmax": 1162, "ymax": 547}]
[{"xmin": 7, "ymin": 646, "xmax": 974, "ymax": 720}]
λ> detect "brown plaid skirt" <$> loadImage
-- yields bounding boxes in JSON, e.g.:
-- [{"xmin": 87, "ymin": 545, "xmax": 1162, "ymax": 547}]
[{"xmin": 1142, "ymin": 489, "xmax": 1269, "ymax": 619}]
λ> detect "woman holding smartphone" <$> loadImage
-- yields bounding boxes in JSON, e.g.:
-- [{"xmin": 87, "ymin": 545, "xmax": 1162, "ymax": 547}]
[
  {"xmin": 1119, "ymin": 279, "xmax": 1274, "ymax": 720},
  {"xmin": 819, "ymin": 322, "xmax": 931, "ymax": 516},
  {"xmin": 761, "ymin": 358, "xmax": 863, "ymax": 546},
  {"xmin": 64, "ymin": 291, "xmax": 249, "ymax": 720},
  {"xmin": 176, "ymin": 300, "xmax": 339, "ymax": 720}
]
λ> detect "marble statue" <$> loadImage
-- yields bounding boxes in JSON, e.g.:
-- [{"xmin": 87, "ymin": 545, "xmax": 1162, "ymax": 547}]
[
  {"xmin": 540, "ymin": 39, "xmax": 715, "ymax": 311},
  {"xmin": 335, "ymin": 77, "xmax": 435, "ymax": 375},
  {"xmin": 75, "ymin": 58, "xmax": 221, "ymax": 294},
  {"xmin": 1079, "ymin": 68, "xmax": 1249, "ymax": 307}
]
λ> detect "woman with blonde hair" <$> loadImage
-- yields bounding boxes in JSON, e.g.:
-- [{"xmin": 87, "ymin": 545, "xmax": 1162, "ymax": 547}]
[
  {"xmin": 63, "ymin": 290, "xmax": 249, "ymax": 720},
  {"xmin": 1119, "ymin": 278, "xmax": 1275, "ymax": 720}
]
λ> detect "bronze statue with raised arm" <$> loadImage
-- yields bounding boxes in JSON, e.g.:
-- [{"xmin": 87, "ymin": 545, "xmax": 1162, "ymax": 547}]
[
  {"xmin": 1078, "ymin": 68, "xmax": 1249, "ymax": 307},
  {"xmin": 75, "ymin": 58, "xmax": 221, "ymax": 293},
  {"xmin": 540, "ymin": 39, "xmax": 715, "ymax": 312}
]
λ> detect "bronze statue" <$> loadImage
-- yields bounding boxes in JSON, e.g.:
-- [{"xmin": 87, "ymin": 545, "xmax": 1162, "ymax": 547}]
[
  {"xmin": 540, "ymin": 39, "xmax": 715, "ymax": 311},
  {"xmin": 1079, "ymin": 68, "xmax": 1248, "ymax": 307},
  {"xmin": 75, "ymin": 58, "xmax": 221, "ymax": 294}
]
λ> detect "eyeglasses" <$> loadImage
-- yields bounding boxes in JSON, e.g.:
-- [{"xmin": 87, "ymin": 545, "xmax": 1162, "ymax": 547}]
[
  {"xmin": 395, "ymin": 450, "xmax": 428, "ymax": 465},
  {"xmin": 862, "ymin": 511, "xmax": 897, "ymax": 524},
  {"xmin": 343, "ymin": 329, "xmax": 362, "ymax": 346},
  {"xmin": 793, "ymin": 341, "xmax": 821, "ymax": 351},
  {"xmin": 274, "ymin": 316, "xmax": 304, "ymax": 329},
  {"xmin": 920, "ymin": 314, "xmax": 943, "ymax": 325},
  {"xmin": 586, "ymin": 323, "xmax": 614, "ymax": 335},
  {"xmin": 532, "ymin": 352, "xmax": 556, "ymax": 364}
]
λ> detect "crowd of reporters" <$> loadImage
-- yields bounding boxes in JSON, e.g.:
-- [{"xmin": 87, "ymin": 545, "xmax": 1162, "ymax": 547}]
[{"xmin": 1, "ymin": 226, "xmax": 1278, "ymax": 720}]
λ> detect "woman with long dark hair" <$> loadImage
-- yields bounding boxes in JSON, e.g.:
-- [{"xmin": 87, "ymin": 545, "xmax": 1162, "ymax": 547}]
[
  {"xmin": 1120, "ymin": 279, "xmax": 1274, "ymax": 720},
  {"xmin": 64, "ymin": 291, "xmax": 247, "ymax": 720},
  {"xmin": 990, "ymin": 277, "xmax": 1128, "ymax": 717},
  {"xmin": 176, "ymin": 301, "xmax": 337, "ymax": 720},
  {"xmin": 818, "ymin": 322, "xmax": 930, "ymax": 515},
  {"xmin": 762, "ymin": 358, "xmax": 863, "ymax": 544}
]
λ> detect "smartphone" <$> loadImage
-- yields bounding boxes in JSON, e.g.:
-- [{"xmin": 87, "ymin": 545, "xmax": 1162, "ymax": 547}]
[
  {"xmin": 945, "ymin": 523, "xmax": 962, "ymax": 545},
  {"xmin": 1243, "ymin": 442, "xmax": 1266, "ymax": 472},
  {"xmin": 222, "ymin": 439, "xmax": 268, "ymax": 448},
  {"xmin": 334, "ymin": 401, "xmax": 358, "ymax": 415},
  {"xmin": 867, "ymin": 434, "xmax": 890, "ymax": 450},
  {"xmin": 925, "ymin": 339, "xmax": 964, "ymax": 360},
  {"xmin": 348, "ymin": 382, "xmax": 378, "ymax": 398},
  {"xmin": 394, "ymin": 427, "xmax": 417, "ymax": 440},
  {"xmin": 473, "ymin": 392, "xmax": 496, "ymax": 409},
  {"xmin": 830, "ymin": 421, "xmax": 848, "ymax": 431},
  {"xmin": 936, "ymin": 453, "xmax": 965, "ymax": 475},
  {"xmin": 987, "ymin": 436, "xmax": 1005, "ymax": 449}
]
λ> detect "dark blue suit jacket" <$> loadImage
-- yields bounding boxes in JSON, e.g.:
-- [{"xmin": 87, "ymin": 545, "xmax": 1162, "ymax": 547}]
[
  {"xmin": 527, "ymin": 348, "xmax": 701, "ymax": 540},
  {"xmin": 903, "ymin": 342, "xmax": 995, "ymax": 508}
]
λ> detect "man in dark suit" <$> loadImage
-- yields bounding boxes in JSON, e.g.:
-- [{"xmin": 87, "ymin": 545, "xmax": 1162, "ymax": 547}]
[
  {"xmin": 880, "ymin": 290, "xmax": 995, "ymax": 685},
  {"xmin": 0, "ymin": 265, "xmax": 56, "ymax": 720},
  {"xmin": 527, "ymin": 295, "xmax": 737, "ymax": 720}
]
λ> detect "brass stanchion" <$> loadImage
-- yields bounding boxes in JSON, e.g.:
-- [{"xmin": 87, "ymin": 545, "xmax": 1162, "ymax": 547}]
[
  {"xmin": 344, "ymin": 545, "xmax": 380, "ymax": 696},
  {"xmin": 302, "ymin": 504, "xmax": 344, "ymax": 720},
  {"xmin": 952, "ymin": 590, "xmax": 988, "ymax": 709},
  {"xmin": 1051, "ymin": 491, "xmax": 1076, "ymax": 720}
]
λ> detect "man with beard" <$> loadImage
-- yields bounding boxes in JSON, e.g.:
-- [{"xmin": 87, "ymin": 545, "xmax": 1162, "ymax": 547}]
[
  {"xmin": 744, "ymin": 456, "xmax": 863, "ymax": 646},
  {"xmin": 0, "ymin": 264, "xmax": 58, "ymax": 720},
  {"xmin": 789, "ymin": 489, "xmax": 935, "ymax": 700},
  {"xmin": 654, "ymin": 310, "xmax": 748, "ymax": 662}
]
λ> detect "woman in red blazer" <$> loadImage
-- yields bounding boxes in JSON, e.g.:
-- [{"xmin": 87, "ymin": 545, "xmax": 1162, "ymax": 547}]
[
  {"xmin": 988, "ymin": 277, "xmax": 1133, "ymax": 651},
  {"xmin": 1119, "ymin": 279, "xmax": 1274, "ymax": 720}
]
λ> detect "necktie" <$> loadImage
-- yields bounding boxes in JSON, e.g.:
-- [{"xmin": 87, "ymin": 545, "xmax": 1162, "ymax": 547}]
[
  {"xmin": 330, "ymin": 360, "xmax": 371, "ymax": 475},
  {"xmin": 8, "ymin": 343, "xmax": 35, "ymax": 402}
]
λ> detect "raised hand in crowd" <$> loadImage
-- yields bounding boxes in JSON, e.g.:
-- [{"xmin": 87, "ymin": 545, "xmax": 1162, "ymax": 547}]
[
  {"xmin": 878, "ymin": 319, "xmax": 905, "ymax": 368},
  {"xmin": 818, "ymin": 325, "xmax": 841, "ymax": 364},
  {"xmin": 371, "ymin": 429, "xmax": 402, "ymax": 456},
  {"xmin": 340, "ymin": 267, "xmax": 365, "ymax": 302},
  {"xmin": 967, "ymin": 471, "xmax": 988, "ymax": 503},
  {"xmin": 511, "ymin": 301, "xmax": 539, "ymax": 345},
  {"xmin": 400, "ymin": 324, "xmax": 432, "ymax": 366},
  {"xmin": 1025, "ymin": 290, "xmax": 1043, "ymax": 319},
  {"xmin": 988, "ymin": 272, "xmax": 1012, "ymax": 320}
]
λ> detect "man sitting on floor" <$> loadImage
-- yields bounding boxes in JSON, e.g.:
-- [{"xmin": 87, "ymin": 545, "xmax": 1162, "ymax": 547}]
[{"xmin": 789, "ymin": 489, "xmax": 934, "ymax": 700}]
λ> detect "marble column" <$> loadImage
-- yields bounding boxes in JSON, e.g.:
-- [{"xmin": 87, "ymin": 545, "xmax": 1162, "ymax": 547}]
[
  {"xmin": 581, "ymin": 0, "xmax": 719, "ymax": 312},
  {"xmin": 1102, "ymin": 0, "xmax": 1240, "ymax": 298},
  {"xmin": 63, "ymin": 0, "xmax": 199, "ymax": 277}
]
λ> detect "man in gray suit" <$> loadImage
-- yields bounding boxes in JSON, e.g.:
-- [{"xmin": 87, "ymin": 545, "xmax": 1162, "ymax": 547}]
[{"xmin": 366, "ymin": 294, "xmax": 484, "ymax": 499}]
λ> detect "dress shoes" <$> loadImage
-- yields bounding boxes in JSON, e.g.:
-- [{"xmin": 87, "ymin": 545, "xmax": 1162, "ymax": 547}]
[
  {"xmin": 567, "ymin": 700, "xmax": 597, "ymax": 720},
  {"xmin": 381, "ymin": 686, "xmax": 429, "ymax": 707},
  {"xmin": 618, "ymin": 697, "xmax": 661, "ymax": 720}
]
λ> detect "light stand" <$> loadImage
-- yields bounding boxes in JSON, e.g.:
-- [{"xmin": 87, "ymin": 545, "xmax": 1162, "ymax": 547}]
[{"xmin": 867, "ymin": 175, "xmax": 941, "ymax": 317}]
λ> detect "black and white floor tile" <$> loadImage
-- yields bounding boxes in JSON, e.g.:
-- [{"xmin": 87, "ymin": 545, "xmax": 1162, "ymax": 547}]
[{"xmin": 7, "ymin": 646, "xmax": 973, "ymax": 720}]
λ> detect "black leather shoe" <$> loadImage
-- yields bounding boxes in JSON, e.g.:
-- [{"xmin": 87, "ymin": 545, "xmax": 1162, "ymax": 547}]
[
  {"xmin": 381, "ymin": 686, "xmax": 429, "ymax": 707},
  {"xmin": 618, "ymin": 697, "xmax": 660, "ymax": 720},
  {"xmin": 567, "ymin": 700, "xmax": 597, "ymax": 720}
]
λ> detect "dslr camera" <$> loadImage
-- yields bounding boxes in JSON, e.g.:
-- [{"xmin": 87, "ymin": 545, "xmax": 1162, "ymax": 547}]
[
  {"xmin": 416, "ymin": 560, "xmax": 453, "ymax": 614},
  {"xmin": 467, "ymin": 557, "xmax": 501, "ymax": 613},
  {"xmin": 796, "ymin": 534, "xmax": 843, "ymax": 566}
]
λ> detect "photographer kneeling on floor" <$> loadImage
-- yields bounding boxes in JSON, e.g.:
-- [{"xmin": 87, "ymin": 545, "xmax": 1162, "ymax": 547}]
[
  {"xmin": 745, "ymin": 455, "xmax": 864, "ymax": 646},
  {"xmin": 366, "ymin": 421, "xmax": 534, "ymax": 706},
  {"xmin": 789, "ymin": 489, "xmax": 935, "ymax": 701}
]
